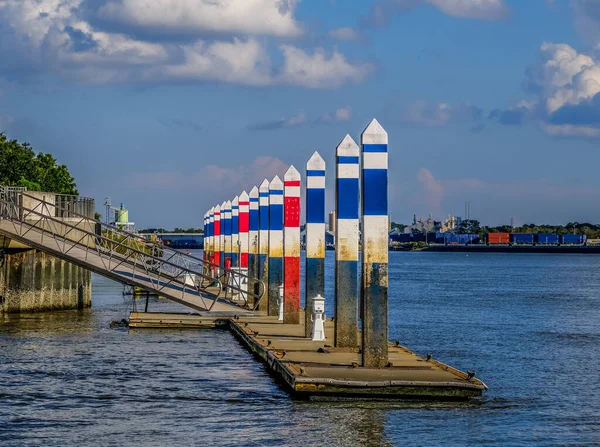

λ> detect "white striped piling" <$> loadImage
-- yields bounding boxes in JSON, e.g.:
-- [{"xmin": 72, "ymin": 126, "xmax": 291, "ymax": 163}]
[
  {"xmin": 305, "ymin": 152, "xmax": 326, "ymax": 337},
  {"xmin": 231, "ymin": 196, "xmax": 239, "ymax": 268},
  {"xmin": 284, "ymin": 166, "xmax": 301, "ymax": 324},
  {"xmin": 220, "ymin": 201, "xmax": 227, "ymax": 270},
  {"xmin": 209, "ymin": 207, "xmax": 215, "ymax": 268},
  {"xmin": 248, "ymin": 186, "xmax": 260, "ymax": 307},
  {"xmin": 239, "ymin": 191, "xmax": 250, "ymax": 269},
  {"xmin": 335, "ymin": 135, "xmax": 360, "ymax": 348},
  {"xmin": 214, "ymin": 204, "xmax": 222, "ymax": 271},
  {"xmin": 203, "ymin": 212, "xmax": 208, "ymax": 262},
  {"xmin": 258, "ymin": 179, "xmax": 270, "ymax": 312},
  {"xmin": 268, "ymin": 175, "xmax": 284, "ymax": 317},
  {"xmin": 361, "ymin": 118, "xmax": 389, "ymax": 368},
  {"xmin": 224, "ymin": 200, "xmax": 232, "ymax": 269}
]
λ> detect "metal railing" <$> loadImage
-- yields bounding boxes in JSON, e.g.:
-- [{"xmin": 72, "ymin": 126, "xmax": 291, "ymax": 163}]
[
  {"xmin": 55, "ymin": 194, "xmax": 95, "ymax": 219},
  {"xmin": 0, "ymin": 191, "xmax": 265, "ymax": 311}
]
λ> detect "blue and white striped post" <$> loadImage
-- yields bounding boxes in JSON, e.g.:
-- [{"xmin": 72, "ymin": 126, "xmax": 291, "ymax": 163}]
[
  {"xmin": 248, "ymin": 186, "xmax": 260, "ymax": 308},
  {"xmin": 203, "ymin": 212, "xmax": 208, "ymax": 262},
  {"xmin": 335, "ymin": 135, "xmax": 360, "ymax": 348},
  {"xmin": 268, "ymin": 175, "xmax": 284, "ymax": 317},
  {"xmin": 305, "ymin": 152, "xmax": 326, "ymax": 338},
  {"xmin": 209, "ymin": 207, "xmax": 215, "ymax": 271},
  {"xmin": 224, "ymin": 200, "xmax": 232, "ymax": 270},
  {"xmin": 231, "ymin": 196, "xmax": 239, "ymax": 268},
  {"xmin": 361, "ymin": 118, "xmax": 389, "ymax": 368},
  {"xmin": 214, "ymin": 204, "xmax": 222, "ymax": 271},
  {"xmin": 258, "ymin": 179, "xmax": 270, "ymax": 312}
]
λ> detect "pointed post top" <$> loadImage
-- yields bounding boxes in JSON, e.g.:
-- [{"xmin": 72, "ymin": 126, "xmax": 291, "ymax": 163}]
[
  {"xmin": 260, "ymin": 179, "xmax": 270, "ymax": 190},
  {"xmin": 284, "ymin": 165, "xmax": 301, "ymax": 181},
  {"xmin": 215, "ymin": 204, "xmax": 221, "ymax": 212},
  {"xmin": 240, "ymin": 190, "xmax": 249, "ymax": 201},
  {"xmin": 250, "ymin": 186, "xmax": 259, "ymax": 197},
  {"xmin": 270, "ymin": 175, "xmax": 283, "ymax": 189},
  {"xmin": 337, "ymin": 134, "xmax": 359, "ymax": 156},
  {"xmin": 210, "ymin": 206, "xmax": 214, "ymax": 213},
  {"xmin": 306, "ymin": 151, "xmax": 325, "ymax": 170},
  {"xmin": 225, "ymin": 200, "xmax": 232, "ymax": 208},
  {"xmin": 232, "ymin": 196, "xmax": 239, "ymax": 205},
  {"xmin": 361, "ymin": 118, "xmax": 388, "ymax": 145},
  {"xmin": 221, "ymin": 201, "xmax": 227, "ymax": 209}
]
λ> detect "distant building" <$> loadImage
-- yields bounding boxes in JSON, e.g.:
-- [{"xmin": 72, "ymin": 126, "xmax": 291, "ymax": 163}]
[{"xmin": 403, "ymin": 214, "xmax": 458, "ymax": 234}]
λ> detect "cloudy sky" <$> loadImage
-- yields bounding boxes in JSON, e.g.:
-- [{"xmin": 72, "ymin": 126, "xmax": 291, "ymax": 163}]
[{"xmin": 1, "ymin": 0, "xmax": 600, "ymax": 227}]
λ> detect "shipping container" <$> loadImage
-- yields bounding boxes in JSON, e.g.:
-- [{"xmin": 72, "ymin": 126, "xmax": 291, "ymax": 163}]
[
  {"xmin": 511, "ymin": 233, "xmax": 535, "ymax": 245},
  {"xmin": 444, "ymin": 233, "xmax": 480, "ymax": 245},
  {"xmin": 536, "ymin": 233, "xmax": 559, "ymax": 245},
  {"xmin": 587, "ymin": 238, "xmax": 600, "ymax": 246},
  {"xmin": 487, "ymin": 232, "xmax": 510, "ymax": 244},
  {"xmin": 561, "ymin": 234, "xmax": 586, "ymax": 245},
  {"xmin": 389, "ymin": 233, "xmax": 411, "ymax": 243}
]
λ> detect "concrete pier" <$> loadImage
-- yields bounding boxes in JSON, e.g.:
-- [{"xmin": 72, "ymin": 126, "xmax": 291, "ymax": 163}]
[
  {"xmin": 1, "ymin": 248, "xmax": 91, "ymax": 313},
  {"xmin": 305, "ymin": 152, "xmax": 326, "ymax": 337},
  {"xmin": 335, "ymin": 135, "xmax": 360, "ymax": 348}
]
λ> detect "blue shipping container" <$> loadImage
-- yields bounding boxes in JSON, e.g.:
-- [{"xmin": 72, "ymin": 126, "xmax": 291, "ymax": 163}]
[
  {"xmin": 511, "ymin": 233, "xmax": 535, "ymax": 244},
  {"xmin": 444, "ymin": 234, "xmax": 480, "ymax": 245},
  {"xmin": 561, "ymin": 234, "xmax": 586, "ymax": 245},
  {"xmin": 536, "ymin": 233, "xmax": 559, "ymax": 244}
]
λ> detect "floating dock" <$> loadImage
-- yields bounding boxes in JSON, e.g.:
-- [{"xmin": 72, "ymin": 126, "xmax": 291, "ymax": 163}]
[{"xmin": 129, "ymin": 311, "xmax": 487, "ymax": 400}]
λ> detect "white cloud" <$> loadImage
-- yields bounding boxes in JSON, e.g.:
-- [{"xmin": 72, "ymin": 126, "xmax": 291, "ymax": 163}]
[
  {"xmin": 426, "ymin": 0, "xmax": 509, "ymax": 20},
  {"xmin": 278, "ymin": 45, "xmax": 373, "ymax": 88},
  {"xmin": 403, "ymin": 101, "xmax": 453, "ymax": 126},
  {"xmin": 328, "ymin": 27, "xmax": 361, "ymax": 41},
  {"xmin": 319, "ymin": 107, "xmax": 352, "ymax": 123},
  {"xmin": 0, "ymin": 0, "xmax": 372, "ymax": 88},
  {"xmin": 92, "ymin": 0, "xmax": 303, "ymax": 38},
  {"xmin": 542, "ymin": 124, "xmax": 600, "ymax": 138}
]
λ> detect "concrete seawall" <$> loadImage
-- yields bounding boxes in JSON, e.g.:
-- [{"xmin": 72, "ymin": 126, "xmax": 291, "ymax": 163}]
[{"xmin": 0, "ymin": 248, "xmax": 91, "ymax": 313}]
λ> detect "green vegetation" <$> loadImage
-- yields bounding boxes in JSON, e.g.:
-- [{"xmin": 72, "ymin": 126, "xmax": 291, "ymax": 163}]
[{"xmin": 0, "ymin": 133, "xmax": 77, "ymax": 195}]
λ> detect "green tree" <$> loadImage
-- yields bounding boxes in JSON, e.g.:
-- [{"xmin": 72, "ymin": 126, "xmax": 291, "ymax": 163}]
[{"xmin": 0, "ymin": 133, "xmax": 78, "ymax": 195}]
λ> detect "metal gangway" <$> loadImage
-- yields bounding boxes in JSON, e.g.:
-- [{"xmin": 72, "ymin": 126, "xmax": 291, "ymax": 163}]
[{"xmin": 0, "ymin": 189, "xmax": 263, "ymax": 314}]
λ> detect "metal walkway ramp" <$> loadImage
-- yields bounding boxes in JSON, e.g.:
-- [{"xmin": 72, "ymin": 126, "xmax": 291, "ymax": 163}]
[{"xmin": 0, "ymin": 190, "xmax": 263, "ymax": 314}]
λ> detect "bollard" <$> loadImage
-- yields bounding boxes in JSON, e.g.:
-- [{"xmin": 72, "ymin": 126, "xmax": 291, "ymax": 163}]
[
  {"xmin": 214, "ymin": 204, "xmax": 221, "ymax": 273},
  {"xmin": 278, "ymin": 285, "xmax": 284, "ymax": 321},
  {"xmin": 224, "ymin": 200, "xmax": 232, "ymax": 270},
  {"xmin": 283, "ymin": 165, "xmax": 301, "ymax": 324},
  {"xmin": 305, "ymin": 151, "xmax": 326, "ymax": 338},
  {"xmin": 268, "ymin": 176, "xmax": 284, "ymax": 317},
  {"xmin": 231, "ymin": 196, "xmax": 239, "ymax": 268},
  {"xmin": 239, "ymin": 191, "xmax": 250, "ymax": 268},
  {"xmin": 361, "ymin": 118, "xmax": 389, "ymax": 368},
  {"xmin": 258, "ymin": 179, "xmax": 270, "ymax": 312},
  {"xmin": 203, "ymin": 212, "xmax": 207, "ymax": 262},
  {"xmin": 335, "ymin": 135, "xmax": 360, "ymax": 348},
  {"xmin": 311, "ymin": 294, "xmax": 326, "ymax": 341},
  {"xmin": 248, "ymin": 186, "xmax": 261, "ymax": 309}
]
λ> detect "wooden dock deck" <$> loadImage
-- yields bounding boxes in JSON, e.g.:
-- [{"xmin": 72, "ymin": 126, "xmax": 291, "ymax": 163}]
[{"xmin": 129, "ymin": 311, "xmax": 488, "ymax": 400}]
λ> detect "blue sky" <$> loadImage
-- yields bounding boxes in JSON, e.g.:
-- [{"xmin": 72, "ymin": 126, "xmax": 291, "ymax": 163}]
[{"xmin": 2, "ymin": 0, "xmax": 600, "ymax": 228}]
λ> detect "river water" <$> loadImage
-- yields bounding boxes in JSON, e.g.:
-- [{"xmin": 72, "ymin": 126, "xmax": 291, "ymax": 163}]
[{"xmin": 1, "ymin": 252, "xmax": 600, "ymax": 446}]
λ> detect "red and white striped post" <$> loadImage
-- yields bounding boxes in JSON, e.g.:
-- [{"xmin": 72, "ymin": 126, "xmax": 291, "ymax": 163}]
[
  {"xmin": 238, "ymin": 191, "xmax": 250, "ymax": 268},
  {"xmin": 283, "ymin": 165, "xmax": 301, "ymax": 324}
]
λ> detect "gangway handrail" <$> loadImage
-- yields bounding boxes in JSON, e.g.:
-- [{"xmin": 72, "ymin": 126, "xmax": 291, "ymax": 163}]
[{"xmin": 0, "ymin": 192, "xmax": 265, "ymax": 309}]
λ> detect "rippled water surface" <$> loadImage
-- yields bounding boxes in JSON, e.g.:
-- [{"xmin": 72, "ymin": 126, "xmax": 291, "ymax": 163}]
[{"xmin": 2, "ymin": 252, "xmax": 600, "ymax": 446}]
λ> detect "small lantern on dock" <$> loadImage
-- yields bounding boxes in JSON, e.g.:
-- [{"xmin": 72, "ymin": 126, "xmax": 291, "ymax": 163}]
[
  {"xmin": 311, "ymin": 295, "xmax": 326, "ymax": 341},
  {"xmin": 278, "ymin": 285, "xmax": 284, "ymax": 321}
]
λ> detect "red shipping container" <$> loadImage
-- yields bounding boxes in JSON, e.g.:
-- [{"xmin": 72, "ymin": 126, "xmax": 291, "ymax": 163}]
[{"xmin": 488, "ymin": 232, "xmax": 510, "ymax": 244}]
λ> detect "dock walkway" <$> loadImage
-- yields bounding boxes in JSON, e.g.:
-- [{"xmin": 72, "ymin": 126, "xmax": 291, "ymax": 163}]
[{"xmin": 130, "ymin": 311, "xmax": 487, "ymax": 399}]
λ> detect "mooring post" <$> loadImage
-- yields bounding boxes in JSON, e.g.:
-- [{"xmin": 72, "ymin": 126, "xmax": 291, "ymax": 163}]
[
  {"xmin": 268, "ymin": 175, "xmax": 284, "ymax": 316},
  {"xmin": 239, "ymin": 191, "xmax": 250, "ymax": 268},
  {"xmin": 305, "ymin": 152, "xmax": 326, "ymax": 337},
  {"xmin": 231, "ymin": 196, "xmax": 239, "ymax": 268},
  {"xmin": 361, "ymin": 118, "xmax": 389, "ymax": 368},
  {"xmin": 203, "ymin": 212, "xmax": 208, "ymax": 262},
  {"xmin": 144, "ymin": 290, "xmax": 150, "ymax": 312},
  {"xmin": 335, "ymin": 135, "xmax": 360, "ymax": 348},
  {"xmin": 224, "ymin": 200, "xmax": 232, "ymax": 270},
  {"xmin": 209, "ymin": 207, "xmax": 215, "ymax": 271},
  {"xmin": 283, "ymin": 166, "xmax": 301, "ymax": 324},
  {"xmin": 248, "ymin": 186, "xmax": 260, "ymax": 308},
  {"xmin": 220, "ymin": 201, "xmax": 228, "ymax": 270},
  {"xmin": 258, "ymin": 179, "xmax": 270, "ymax": 312},
  {"xmin": 214, "ymin": 204, "xmax": 221, "ymax": 273}
]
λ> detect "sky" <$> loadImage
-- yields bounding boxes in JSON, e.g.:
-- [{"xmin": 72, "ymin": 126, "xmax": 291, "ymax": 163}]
[{"xmin": 2, "ymin": 0, "xmax": 600, "ymax": 228}]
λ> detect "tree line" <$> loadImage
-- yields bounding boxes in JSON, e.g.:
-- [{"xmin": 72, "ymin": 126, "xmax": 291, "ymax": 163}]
[{"xmin": 0, "ymin": 133, "xmax": 78, "ymax": 195}]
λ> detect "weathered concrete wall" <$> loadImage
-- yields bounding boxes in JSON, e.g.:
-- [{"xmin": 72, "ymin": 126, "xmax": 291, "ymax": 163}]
[{"xmin": 0, "ymin": 249, "xmax": 91, "ymax": 313}]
